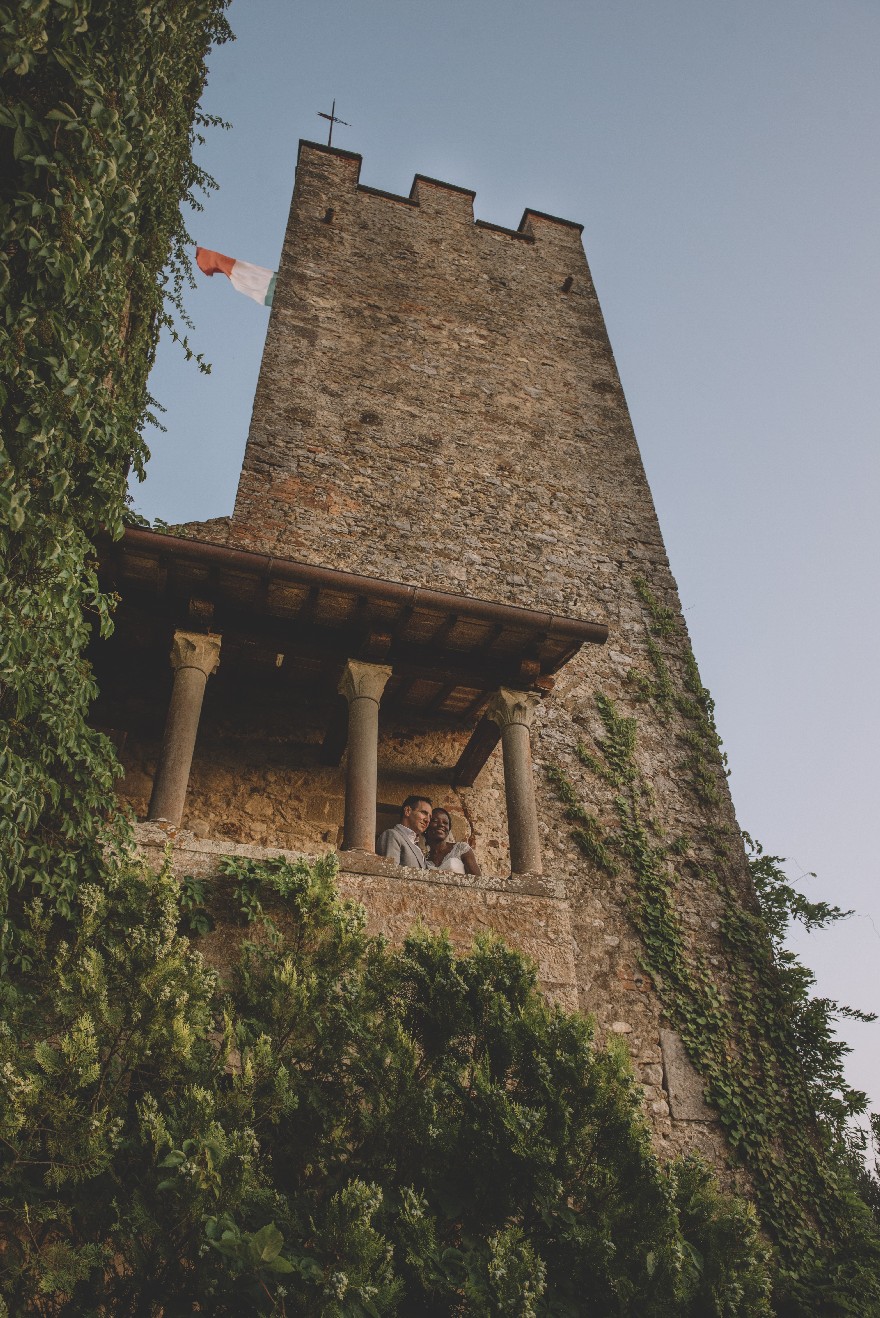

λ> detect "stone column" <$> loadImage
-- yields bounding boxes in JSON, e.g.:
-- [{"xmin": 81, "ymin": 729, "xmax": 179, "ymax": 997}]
[
  {"xmin": 338, "ymin": 659, "xmax": 392, "ymax": 851},
  {"xmin": 148, "ymin": 630, "xmax": 221, "ymax": 826},
  {"xmin": 487, "ymin": 686, "xmax": 543, "ymax": 875}
]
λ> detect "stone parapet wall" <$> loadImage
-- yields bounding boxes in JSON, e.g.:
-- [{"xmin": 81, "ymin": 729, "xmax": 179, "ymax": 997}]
[{"xmin": 132, "ymin": 822, "xmax": 578, "ymax": 1010}]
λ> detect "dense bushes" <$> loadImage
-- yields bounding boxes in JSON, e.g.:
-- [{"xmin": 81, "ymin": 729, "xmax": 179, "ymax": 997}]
[{"xmin": 1, "ymin": 852, "xmax": 773, "ymax": 1313}]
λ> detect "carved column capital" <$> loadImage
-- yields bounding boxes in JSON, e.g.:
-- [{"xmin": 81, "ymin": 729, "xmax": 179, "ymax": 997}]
[
  {"xmin": 169, "ymin": 630, "xmax": 222, "ymax": 678},
  {"xmin": 338, "ymin": 658, "xmax": 392, "ymax": 705},
  {"xmin": 486, "ymin": 686, "xmax": 541, "ymax": 731}
]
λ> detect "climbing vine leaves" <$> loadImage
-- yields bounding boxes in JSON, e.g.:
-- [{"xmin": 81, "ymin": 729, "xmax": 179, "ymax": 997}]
[
  {"xmin": 548, "ymin": 577, "xmax": 880, "ymax": 1312},
  {"xmin": 0, "ymin": 0, "xmax": 231, "ymax": 941}
]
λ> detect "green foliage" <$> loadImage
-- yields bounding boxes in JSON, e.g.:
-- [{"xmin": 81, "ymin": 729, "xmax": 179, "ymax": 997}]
[
  {"xmin": 744, "ymin": 834, "xmax": 854, "ymax": 943},
  {"xmin": 1, "ymin": 852, "xmax": 773, "ymax": 1313},
  {"xmin": 548, "ymin": 576, "xmax": 880, "ymax": 1314},
  {"xmin": 0, "ymin": 0, "xmax": 231, "ymax": 948},
  {"xmin": 847, "ymin": 1116, "xmax": 880, "ymax": 1229},
  {"xmin": 546, "ymin": 764, "xmax": 618, "ymax": 874},
  {"xmin": 179, "ymin": 872, "xmax": 214, "ymax": 936},
  {"xmin": 0, "ymin": 856, "xmax": 220, "ymax": 1305}
]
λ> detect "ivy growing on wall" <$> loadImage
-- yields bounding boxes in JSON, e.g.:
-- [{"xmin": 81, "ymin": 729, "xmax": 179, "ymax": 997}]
[
  {"xmin": 548, "ymin": 577, "xmax": 880, "ymax": 1314},
  {"xmin": 0, "ymin": 0, "xmax": 231, "ymax": 949}
]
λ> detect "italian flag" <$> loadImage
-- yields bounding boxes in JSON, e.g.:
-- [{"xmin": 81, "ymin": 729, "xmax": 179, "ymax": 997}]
[{"xmin": 196, "ymin": 247, "xmax": 276, "ymax": 306}]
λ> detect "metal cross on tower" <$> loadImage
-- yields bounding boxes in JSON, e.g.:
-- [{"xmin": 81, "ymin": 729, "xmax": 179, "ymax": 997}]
[{"xmin": 317, "ymin": 100, "xmax": 350, "ymax": 147}]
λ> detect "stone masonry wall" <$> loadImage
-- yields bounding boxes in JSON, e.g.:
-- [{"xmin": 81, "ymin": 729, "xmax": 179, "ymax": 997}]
[{"xmin": 115, "ymin": 708, "xmax": 515, "ymax": 870}]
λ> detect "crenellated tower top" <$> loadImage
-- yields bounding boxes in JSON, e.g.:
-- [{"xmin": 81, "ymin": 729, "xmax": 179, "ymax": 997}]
[{"xmin": 292, "ymin": 139, "xmax": 585, "ymax": 243}]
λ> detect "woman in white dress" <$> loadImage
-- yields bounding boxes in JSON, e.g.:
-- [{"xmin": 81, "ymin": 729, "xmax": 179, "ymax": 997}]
[{"xmin": 424, "ymin": 808, "xmax": 481, "ymax": 876}]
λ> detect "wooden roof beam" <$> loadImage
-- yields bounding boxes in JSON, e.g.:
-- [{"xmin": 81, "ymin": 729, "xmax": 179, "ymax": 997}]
[{"xmin": 453, "ymin": 716, "xmax": 501, "ymax": 788}]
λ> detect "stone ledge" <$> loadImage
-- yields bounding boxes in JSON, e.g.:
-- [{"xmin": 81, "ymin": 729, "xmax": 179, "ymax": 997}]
[
  {"xmin": 130, "ymin": 825, "xmax": 566, "ymax": 900},
  {"xmin": 132, "ymin": 821, "xmax": 309, "ymax": 869},
  {"xmin": 337, "ymin": 849, "xmax": 566, "ymax": 900}
]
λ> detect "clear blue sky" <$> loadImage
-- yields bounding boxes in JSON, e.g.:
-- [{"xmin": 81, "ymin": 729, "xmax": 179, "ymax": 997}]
[{"xmin": 136, "ymin": 0, "xmax": 880, "ymax": 1119}]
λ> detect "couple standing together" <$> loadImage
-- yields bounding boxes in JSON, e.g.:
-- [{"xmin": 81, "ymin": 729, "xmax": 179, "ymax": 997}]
[{"xmin": 377, "ymin": 795, "xmax": 482, "ymax": 876}]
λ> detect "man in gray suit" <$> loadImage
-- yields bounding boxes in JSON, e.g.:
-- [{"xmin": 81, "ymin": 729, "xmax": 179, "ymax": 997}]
[{"xmin": 376, "ymin": 795, "xmax": 432, "ymax": 868}]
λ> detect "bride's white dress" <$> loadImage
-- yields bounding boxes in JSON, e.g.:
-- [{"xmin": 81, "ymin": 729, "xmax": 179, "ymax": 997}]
[{"xmin": 426, "ymin": 840, "xmax": 474, "ymax": 873}]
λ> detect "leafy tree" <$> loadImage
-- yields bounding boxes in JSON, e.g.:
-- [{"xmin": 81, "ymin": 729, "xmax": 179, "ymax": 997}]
[
  {"xmin": 744, "ymin": 836, "xmax": 876, "ymax": 1140},
  {"xmin": 0, "ymin": 0, "xmax": 230, "ymax": 942},
  {"xmin": 848, "ymin": 1116, "xmax": 880, "ymax": 1229}
]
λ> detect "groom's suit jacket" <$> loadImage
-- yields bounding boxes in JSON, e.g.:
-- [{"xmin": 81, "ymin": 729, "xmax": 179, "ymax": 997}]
[{"xmin": 376, "ymin": 824, "xmax": 426, "ymax": 869}]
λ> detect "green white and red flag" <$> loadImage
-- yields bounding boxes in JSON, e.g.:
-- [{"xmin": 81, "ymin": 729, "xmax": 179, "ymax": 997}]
[{"xmin": 196, "ymin": 247, "xmax": 276, "ymax": 306}]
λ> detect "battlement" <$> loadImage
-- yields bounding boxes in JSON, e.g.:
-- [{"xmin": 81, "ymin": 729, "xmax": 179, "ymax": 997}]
[{"xmin": 295, "ymin": 138, "xmax": 584, "ymax": 242}]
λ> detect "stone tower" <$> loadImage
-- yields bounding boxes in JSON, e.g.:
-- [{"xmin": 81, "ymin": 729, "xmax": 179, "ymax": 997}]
[
  {"xmin": 226, "ymin": 141, "xmax": 638, "ymax": 620},
  {"xmin": 98, "ymin": 140, "xmax": 760, "ymax": 1173}
]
